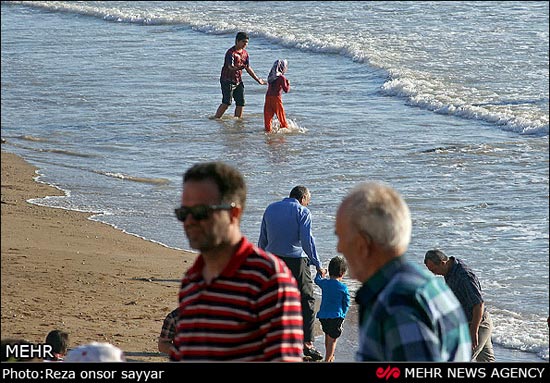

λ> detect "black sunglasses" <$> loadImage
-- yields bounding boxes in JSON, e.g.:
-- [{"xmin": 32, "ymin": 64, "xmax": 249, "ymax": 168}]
[{"xmin": 174, "ymin": 203, "xmax": 236, "ymax": 222}]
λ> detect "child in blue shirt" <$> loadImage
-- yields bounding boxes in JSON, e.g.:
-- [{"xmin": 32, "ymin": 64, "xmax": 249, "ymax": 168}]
[{"xmin": 314, "ymin": 255, "xmax": 350, "ymax": 362}]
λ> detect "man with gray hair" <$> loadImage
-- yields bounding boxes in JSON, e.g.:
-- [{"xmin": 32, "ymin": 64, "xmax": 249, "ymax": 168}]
[
  {"xmin": 335, "ymin": 181, "xmax": 471, "ymax": 361},
  {"xmin": 424, "ymin": 249, "xmax": 495, "ymax": 362}
]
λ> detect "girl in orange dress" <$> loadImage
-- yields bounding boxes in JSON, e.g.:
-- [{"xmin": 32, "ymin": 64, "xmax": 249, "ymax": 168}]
[{"xmin": 264, "ymin": 59, "xmax": 290, "ymax": 132}]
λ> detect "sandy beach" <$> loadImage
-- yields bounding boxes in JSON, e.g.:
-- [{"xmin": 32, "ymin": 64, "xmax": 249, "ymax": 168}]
[
  {"xmin": 1, "ymin": 149, "xmax": 334, "ymax": 363},
  {"xmin": 1, "ymin": 149, "xmax": 545, "ymax": 363},
  {"xmin": 1, "ymin": 150, "xmax": 197, "ymax": 362}
]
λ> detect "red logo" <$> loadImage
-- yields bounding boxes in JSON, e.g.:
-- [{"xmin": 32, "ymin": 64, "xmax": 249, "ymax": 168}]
[{"xmin": 376, "ymin": 365, "xmax": 401, "ymax": 380}]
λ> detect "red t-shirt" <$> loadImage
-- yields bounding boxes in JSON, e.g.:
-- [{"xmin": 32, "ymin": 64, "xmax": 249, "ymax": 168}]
[{"xmin": 220, "ymin": 46, "xmax": 249, "ymax": 84}]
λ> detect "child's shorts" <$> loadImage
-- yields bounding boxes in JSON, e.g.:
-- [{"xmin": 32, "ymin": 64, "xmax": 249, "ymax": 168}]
[
  {"xmin": 220, "ymin": 80, "xmax": 245, "ymax": 106},
  {"xmin": 319, "ymin": 317, "xmax": 345, "ymax": 339}
]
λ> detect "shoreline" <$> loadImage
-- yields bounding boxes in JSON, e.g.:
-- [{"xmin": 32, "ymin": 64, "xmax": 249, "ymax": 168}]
[
  {"xmin": 1, "ymin": 150, "xmax": 544, "ymax": 363},
  {"xmin": 1, "ymin": 150, "xmax": 196, "ymax": 362}
]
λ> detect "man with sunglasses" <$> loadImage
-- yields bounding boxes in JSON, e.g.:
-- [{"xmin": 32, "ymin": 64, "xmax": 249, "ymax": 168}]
[
  {"xmin": 258, "ymin": 186, "xmax": 325, "ymax": 361},
  {"xmin": 171, "ymin": 162, "xmax": 303, "ymax": 361}
]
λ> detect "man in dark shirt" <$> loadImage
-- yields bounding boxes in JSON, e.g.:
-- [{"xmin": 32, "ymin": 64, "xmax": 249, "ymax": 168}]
[
  {"xmin": 214, "ymin": 32, "xmax": 266, "ymax": 119},
  {"xmin": 158, "ymin": 308, "xmax": 178, "ymax": 355},
  {"xmin": 424, "ymin": 249, "xmax": 495, "ymax": 362}
]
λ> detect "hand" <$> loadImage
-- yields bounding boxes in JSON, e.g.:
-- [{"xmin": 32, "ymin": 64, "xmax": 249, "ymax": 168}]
[{"xmin": 258, "ymin": 78, "xmax": 266, "ymax": 85}]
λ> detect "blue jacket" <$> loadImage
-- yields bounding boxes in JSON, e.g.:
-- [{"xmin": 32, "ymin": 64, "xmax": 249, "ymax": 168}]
[
  {"xmin": 258, "ymin": 197, "xmax": 322, "ymax": 269},
  {"xmin": 315, "ymin": 272, "xmax": 350, "ymax": 319}
]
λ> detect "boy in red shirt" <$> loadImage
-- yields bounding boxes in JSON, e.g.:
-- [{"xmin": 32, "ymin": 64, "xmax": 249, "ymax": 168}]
[{"xmin": 214, "ymin": 32, "xmax": 266, "ymax": 119}]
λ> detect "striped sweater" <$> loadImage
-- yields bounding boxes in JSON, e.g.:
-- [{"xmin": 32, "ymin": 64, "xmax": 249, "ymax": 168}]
[{"xmin": 171, "ymin": 237, "xmax": 304, "ymax": 361}]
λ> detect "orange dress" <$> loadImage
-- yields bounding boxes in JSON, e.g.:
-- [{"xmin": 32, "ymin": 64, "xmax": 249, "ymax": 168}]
[{"xmin": 264, "ymin": 75, "xmax": 290, "ymax": 132}]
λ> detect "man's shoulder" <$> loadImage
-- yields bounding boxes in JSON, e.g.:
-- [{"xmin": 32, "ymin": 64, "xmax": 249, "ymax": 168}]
[
  {"xmin": 384, "ymin": 265, "xmax": 462, "ymax": 314},
  {"xmin": 166, "ymin": 308, "xmax": 178, "ymax": 321},
  {"xmin": 225, "ymin": 46, "xmax": 237, "ymax": 56},
  {"xmin": 249, "ymin": 244, "xmax": 282, "ymax": 265},
  {"xmin": 267, "ymin": 198, "xmax": 292, "ymax": 209},
  {"xmin": 451, "ymin": 258, "xmax": 476, "ymax": 278}
]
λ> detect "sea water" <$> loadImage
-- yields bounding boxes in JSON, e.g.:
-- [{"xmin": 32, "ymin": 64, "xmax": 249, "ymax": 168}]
[{"xmin": 1, "ymin": 1, "xmax": 548, "ymax": 361}]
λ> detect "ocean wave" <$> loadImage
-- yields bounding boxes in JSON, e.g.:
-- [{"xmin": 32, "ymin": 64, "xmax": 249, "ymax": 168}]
[
  {"xmin": 4, "ymin": 139, "xmax": 97, "ymax": 158},
  {"xmin": 490, "ymin": 308, "xmax": 549, "ymax": 361},
  {"xmin": 380, "ymin": 77, "xmax": 549, "ymax": 136},
  {"xmin": 19, "ymin": 135, "xmax": 51, "ymax": 142},
  {"xmin": 93, "ymin": 170, "xmax": 170, "ymax": 185},
  {"xmin": 9, "ymin": 1, "xmax": 548, "ymax": 136},
  {"xmin": 6, "ymin": 1, "xmax": 174, "ymax": 25}
]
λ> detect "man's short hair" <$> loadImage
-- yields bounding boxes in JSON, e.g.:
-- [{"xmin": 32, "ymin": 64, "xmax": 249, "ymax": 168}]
[
  {"xmin": 45, "ymin": 330, "xmax": 69, "ymax": 355},
  {"xmin": 289, "ymin": 186, "xmax": 309, "ymax": 201},
  {"xmin": 328, "ymin": 256, "xmax": 347, "ymax": 278},
  {"xmin": 183, "ymin": 162, "xmax": 247, "ymax": 210},
  {"xmin": 236, "ymin": 32, "xmax": 249, "ymax": 42},
  {"xmin": 343, "ymin": 181, "xmax": 411, "ymax": 253},
  {"xmin": 424, "ymin": 249, "xmax": 448, "ymax": 265}
]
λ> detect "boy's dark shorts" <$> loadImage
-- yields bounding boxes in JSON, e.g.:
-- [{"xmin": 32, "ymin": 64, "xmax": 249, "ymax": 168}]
[
  {"xmin": 319, "ymin": 317, "xmax": 345, "ymax": 339},
  {"xmin": 220, "ymin": 80, "xmax": 245, "ymax": 106}
]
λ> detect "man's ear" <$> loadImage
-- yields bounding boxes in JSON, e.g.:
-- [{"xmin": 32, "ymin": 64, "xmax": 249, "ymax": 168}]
[{"xmin": 230, "ymin": 205, "xmax": 243, "ymax": 221}]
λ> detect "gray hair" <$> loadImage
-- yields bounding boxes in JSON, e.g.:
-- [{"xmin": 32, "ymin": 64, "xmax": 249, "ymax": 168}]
[
  {"xmin": 424, "ymin": 249, "xmax": 448, "ymax": 265},
  {"xmin": 342, "ymin": 181, "xmax": 411, "ymax": 253}
]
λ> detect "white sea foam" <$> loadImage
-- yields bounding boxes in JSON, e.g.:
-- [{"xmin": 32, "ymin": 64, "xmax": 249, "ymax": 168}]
[
  {"xmin": 9, "ymin": 1, "xmax": 548, "ymax": 136},
  {"xmin": 490, "ymin": 308, "xmax": 549, "ymax": 360},
  {"xmin": 3, "ymin": 1, "xmax": 547, "ymax": 361},
  {"xmin": 267, "ymin": 118, "xmax": 307, "ymax": 135},
  {"xmin": 95, "ymin": 171, "xmax": 171, "ymax": 185}
]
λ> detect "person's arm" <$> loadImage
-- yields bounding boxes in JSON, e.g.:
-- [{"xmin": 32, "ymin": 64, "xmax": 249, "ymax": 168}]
[
  {"xmin": 342, "ymin": 286, "xmax": 351, "ymax": 316},
  {"xmin": 314, "ymin": 270, "xmax": 324, "ymax": 286},
  {"xmin": 298, "ymin": 209, "xmax": 322, "ymax": 270},
  {"xmin": 469, "ymin": 302, "xmax": 484, "ymax": 349},
  {"xmin": 258, "ymin": 215, "xmax": 268, "ymax": 249},
  {"xmin": 157, "ymin": 337, "xmax": 173, "ymax": 354},
  {"xmin": 158, "ymin": 309, "xmax": 178, "ymax": 355},
  {"xmin": 245, "ymin": 66, "xmax": 266, "ymax": 85},
  {"xmin": 282, "ymin": 76, "xmax": 290, "ymax": 93},
  {"xmin": 225, "ymin": 50, "xmax": 239, "ymax": 72}
]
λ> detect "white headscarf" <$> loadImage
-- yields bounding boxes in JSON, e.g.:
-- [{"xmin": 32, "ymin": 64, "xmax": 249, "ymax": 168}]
[
  {"xmin": 65, "ymin": 342, "xmax": 126, "ymax": 362},
  {"xmin": 267, "ymin": 59, "xmax": 288, "ymax": 84}
]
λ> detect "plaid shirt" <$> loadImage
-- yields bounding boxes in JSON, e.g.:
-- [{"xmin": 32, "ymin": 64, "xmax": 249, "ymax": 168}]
[
  {"xmin": 355, "ymin": 256, "xmax": 472, "ymax": 361},
  {"xmin": 159, "ymin": 308, "xmax": 178, "ymax": 341},
  {"xmin": 444, "ymin": 257, "xmax": 484, "ymax": 322}
]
